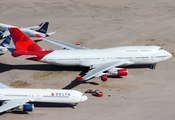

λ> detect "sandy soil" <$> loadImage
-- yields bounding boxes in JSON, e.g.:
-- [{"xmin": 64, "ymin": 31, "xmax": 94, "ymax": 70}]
[{"xmin": 0, "ymin": 0, "xmax": 175, "ymax": 120}]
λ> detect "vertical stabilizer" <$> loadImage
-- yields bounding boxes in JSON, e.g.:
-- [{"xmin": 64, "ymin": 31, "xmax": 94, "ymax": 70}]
[
  {"xmin": 36, "ymin": 22, "xmax": 49, "ymax": 34},
  {"xmin": 8, "ymin": 28, "xmax": 44, "ymax": 52}
]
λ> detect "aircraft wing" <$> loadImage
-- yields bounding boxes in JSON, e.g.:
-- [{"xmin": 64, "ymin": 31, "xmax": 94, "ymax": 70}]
[
  {"xmin": 78, "ymin": 61, "xmax": 129, "ymax": 81},
  {"xmin": 0, "ymin": 98, "xmax": 30, "ymax": 113},
  {"xmin": 0, "ymin": 83, "xmax": 10, "ymax": 88},
  {"xmin": 36, "ymin": 35, "xmax": 90, "ymax": 50},
  {"xmin": 24, "ymin": 22, "xmax": 43, "ymax": 30}
]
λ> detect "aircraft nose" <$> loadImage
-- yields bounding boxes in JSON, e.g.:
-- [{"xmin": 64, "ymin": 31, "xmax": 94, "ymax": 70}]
[
  {"xmin": 80, "ymin": 94, "xmax": 88, "ymax": 102},
  {"xmin": 166, "ymin": 51, "xmax": 172, "ymax": 59},
  {"xmin": 83, "ymin": 95, "xmax": 88, "ymax": 101},
  {"xmin": 169, "ymin": 52, "xmax": 172, "ymax": 58}
]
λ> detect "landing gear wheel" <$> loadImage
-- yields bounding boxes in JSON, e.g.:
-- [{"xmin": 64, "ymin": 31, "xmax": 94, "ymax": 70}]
[
  {"xmin": 73, "ymin": 103, "xmax": 78, "ymax": 109},
  {"xmin": 73, "ymin": 106, "xmax": 77, "ymax": 109}
]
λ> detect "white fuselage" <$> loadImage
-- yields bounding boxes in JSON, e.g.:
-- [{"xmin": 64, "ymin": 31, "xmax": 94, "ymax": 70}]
[
  {"xmin": 0, "ymin": 23, "xmax": 46, "ymax": 37},
  {"xmin": 40, "ymin": 46, "xmax": 172, "ymax": 67},
  {"xmin": 0, "ymin": 88, "xmax": 87, "ymax": 104}
]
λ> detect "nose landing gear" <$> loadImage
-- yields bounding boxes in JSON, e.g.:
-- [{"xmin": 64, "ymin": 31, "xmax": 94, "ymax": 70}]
[
  {"xmin": 150, "ymin": 64, "xmax": 156, "ymax": 69},
  {"xmin": 73, "ymin": 103, "xmax": 78, "ymax": 109}
]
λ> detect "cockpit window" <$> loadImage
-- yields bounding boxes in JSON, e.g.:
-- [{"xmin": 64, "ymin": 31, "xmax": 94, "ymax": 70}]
[
  {"xmin": 81, "ymin": 94, "xmax": 85, "ymax": 96},
  {"xmin": 159, "ymin": 48, "xmax": 163, "ymax": 50}
]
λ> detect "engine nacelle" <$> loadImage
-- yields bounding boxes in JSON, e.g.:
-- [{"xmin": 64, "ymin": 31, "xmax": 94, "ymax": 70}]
[
  {"xmin": 101, "ymin": 75, "xmax": 107, "ymax": 82},
  {"xmin": 109, "ymin": 68, "xmax": 128, "ymax": 76},
  {"xmin": 17, "ymin": 104, "xmax": 34, "ymax": 111},
  {"xmin": 118, "ymin": 69, "xmax": 128, "ymax": 76}
]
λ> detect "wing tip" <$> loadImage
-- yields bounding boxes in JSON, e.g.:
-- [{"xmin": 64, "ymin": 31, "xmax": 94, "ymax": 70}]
[{"xmin": 76, "ymin": 77, "xmax": 84, "ymax": 81}]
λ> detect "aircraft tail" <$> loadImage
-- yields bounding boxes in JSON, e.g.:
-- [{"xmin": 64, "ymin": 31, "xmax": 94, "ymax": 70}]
[
  {"xmin": 36, "ymin": 22, "xmax": 49, "ymax": 34},
  {"xmin": 8, "ymin": 28, "xmax": 44, "ymax": 52}
]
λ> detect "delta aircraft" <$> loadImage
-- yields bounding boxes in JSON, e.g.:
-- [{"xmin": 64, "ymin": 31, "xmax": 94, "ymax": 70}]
[
  {"xmin": 6, "ymin": 28, "xmax": 172, "ymax": 82},
  {"xmin": 0, "ymin": 82, "xmax": 87, "ymax": 113},
  {"xmin": 0, "ymin": 22, "xmax": 56, "ymax": 39}
]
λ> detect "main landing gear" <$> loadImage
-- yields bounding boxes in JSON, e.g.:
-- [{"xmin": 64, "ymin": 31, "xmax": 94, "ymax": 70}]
[{"xmin": 150, "ymin": 64, "xmax": 156, "ymax": 69}]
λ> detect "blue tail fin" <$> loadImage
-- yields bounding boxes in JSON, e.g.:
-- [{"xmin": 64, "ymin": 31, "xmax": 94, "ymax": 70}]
[
  {"xmin": 0, "ymin": 36, "xmax": 11, "ymax": 47},
  {"xmin": 36, "ymin": 22, "xmax": 49, "ymax": 34}
]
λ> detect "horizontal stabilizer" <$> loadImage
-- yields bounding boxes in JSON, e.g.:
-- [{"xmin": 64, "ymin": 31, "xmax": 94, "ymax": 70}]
[
  {"xmin": 46, "ymin": 31, "xmax": 56, "ymax": 36},
  {"xmin": 16, "ymin": 55, "xmax": 37, "ymax": 60}
]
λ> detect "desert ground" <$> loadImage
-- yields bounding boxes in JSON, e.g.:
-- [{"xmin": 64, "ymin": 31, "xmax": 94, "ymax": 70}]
[{"xmin": 0, "ymin": 0, "xmax": 175, "ymax": 120}]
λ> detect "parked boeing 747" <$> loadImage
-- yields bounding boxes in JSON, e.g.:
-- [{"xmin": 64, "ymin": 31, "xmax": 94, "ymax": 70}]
[
  {"xmin": 0, "ymin": 22, "xmax": 56, "ymax": 39},
  {"xmin": 0, "ymin": 82, "xmax": 87, "ymax": 113},
  {"xmin": 6, "ymin": 28, "xmax": 172, "ymax": 82}
]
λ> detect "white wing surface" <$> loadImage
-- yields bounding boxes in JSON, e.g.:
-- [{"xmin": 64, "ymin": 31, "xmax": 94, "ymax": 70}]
[
  {"xmin": 0, "ymin": 83, "xmax": 10, "ymax": 88},
  {"xmin": 38, "ymin": 37, "xmax": 90, "ymax": 50},
  {"xmin": 79, "ymin": 61, "xmax": 129, "ymax": 81},
  {"xmin": 0, "ymin": 98, "xmax": 30, "ymax": 113}
]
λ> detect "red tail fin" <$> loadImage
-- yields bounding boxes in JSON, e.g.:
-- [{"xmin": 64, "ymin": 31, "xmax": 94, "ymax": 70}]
[{"xmin": 8, "ymin": 28, "xmax": 44, "ymax": 52}]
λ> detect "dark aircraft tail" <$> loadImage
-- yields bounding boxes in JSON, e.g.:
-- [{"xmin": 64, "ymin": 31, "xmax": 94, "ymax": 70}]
[{"xmin": 36, "ymin": 22, "xmax": 49, "ymax": 34}]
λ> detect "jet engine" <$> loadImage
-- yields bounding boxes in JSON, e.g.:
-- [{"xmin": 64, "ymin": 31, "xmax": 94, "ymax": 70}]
[
  {"xmin": 101, "ymin": 75, "xmax": 107, "ymax": 82},
  {"xmin": 109, "ymin": 68, "xmax": 128, "ymax": 76},
  {"xmin": 17, "ymin": 104, "xmax": 34, "ymax": 111}
]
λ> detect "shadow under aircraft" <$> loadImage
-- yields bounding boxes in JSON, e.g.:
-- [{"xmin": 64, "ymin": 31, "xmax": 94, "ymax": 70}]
[{"xmin": 0, "ymin": 62, "xmax": 151, "ymax": 89}]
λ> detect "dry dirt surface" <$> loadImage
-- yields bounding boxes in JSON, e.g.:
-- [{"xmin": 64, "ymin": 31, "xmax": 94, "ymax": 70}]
[{"xmin": 1, "ymin": 0, "xmax": 175, "ymax": 120}]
